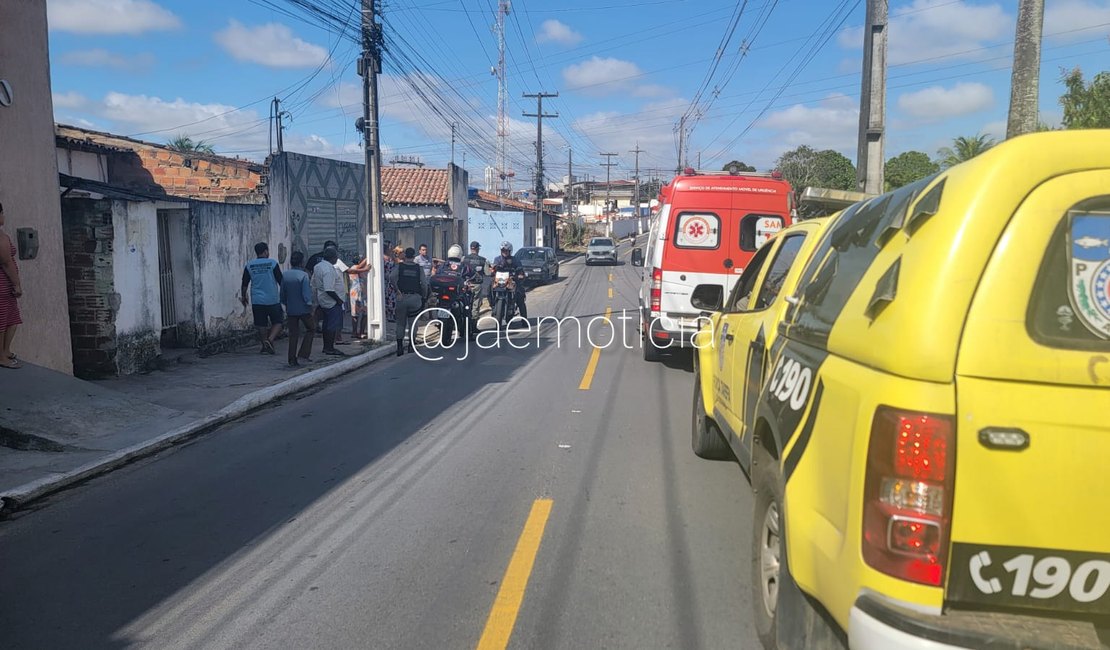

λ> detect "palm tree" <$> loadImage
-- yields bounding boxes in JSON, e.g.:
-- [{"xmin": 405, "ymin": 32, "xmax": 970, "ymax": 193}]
[
  {"xmin": 167, "ymin": 134, "xmax": 215, "ymax": 155},
  {"xmin": 936, "ymin": 134, "xmax": 995, "ymax": 169}
]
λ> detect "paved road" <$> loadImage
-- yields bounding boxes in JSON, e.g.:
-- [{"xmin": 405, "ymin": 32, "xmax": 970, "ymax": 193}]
[{"xmin": 0, "ymin": 240, "xmax": 762, "ymax": 650}]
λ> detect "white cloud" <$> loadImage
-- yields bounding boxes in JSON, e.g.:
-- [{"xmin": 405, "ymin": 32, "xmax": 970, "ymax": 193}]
[
  {"xmin": 562, "ymin": 56, "xmax": 670, "ymax": 97},
  {"xmin": 897, "ymin": 82, "xmax": 994, "ymax": 119},
  {"xmin": 839, "ymin": 0, "xmax": 1011, "ymax": 66},
  {"xmin": 572, "ymin": 98, "xmax": 687, "ymax": 166},
  {"xmin": 537, "ymin": 19, "xmax": 584, "ymax": 46},
  {"xmin": 214, "ymin": 20, "xmax": 328, "ymax": 69},
  {"xmin": 59, "ymin": 49, "xmax": 155, "ymax": 72},
  {"xmin": 981, "ymin": 119, "xmax": 1007, "ymax": 141},
  {"xmin": 747, "ymin": 93, "xmax": 860, "ymax": 165},
  {"xmin": 53, "ymin": 91, "xmax": 88, "ymax": 110},
  {"xmin": 47, "ymin": 0, "xmax": 180, "ymax": 35},
  {"xmin": 1045, "ymin": 0, "xmax": 1110, "ymax": 41}
]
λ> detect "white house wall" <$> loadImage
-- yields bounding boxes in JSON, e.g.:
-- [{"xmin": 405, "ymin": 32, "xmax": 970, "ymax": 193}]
[
  {"xmin": 57, "ymin": 149, "xmax": 109, "ymax": 183},
  {"xmin": 111, "ymin": 200, "xmax": 162, "ymax": 373}
]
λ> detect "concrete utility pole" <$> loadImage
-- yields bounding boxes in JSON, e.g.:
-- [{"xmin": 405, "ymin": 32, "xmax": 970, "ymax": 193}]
[
  {"xmin": 1007, "ymin": 0, "xmax": 1045, "ymax": 138},
  {"xmin": 495, "ymin": 0, "xmax": 511, "ymax": 195},
  {"xmin": 600, "ymin": 152, "xmax": 618, "ymax": 238},
  {"xmin": 629, "ymin": 144, "xmax": 644, "ymax": 234},
  {"xmin": 524, "ymin": 91, "xmax": 558, "ymax": 247},
  {"xmin": 675, "ymin": 116, "xmax": 688, "ymax": 172},
  {"xmin": 360, "ymin": 0, "xmax": 385, "ymax": 342},
  {"xmin": 567, "ymin": 147, "xmax": 574, "ymax": 216},
  {"xmin": 450, "ymin": 122, "xmax": 456, "ymax": 166},
  {"xmin": 856, "ymin": 0, "xmax": 888, "ymax": 195}
]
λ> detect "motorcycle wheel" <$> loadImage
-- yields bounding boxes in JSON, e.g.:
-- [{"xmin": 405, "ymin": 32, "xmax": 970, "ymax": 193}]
[{"xmin": 439, "ymin": 317, "xmax": 455, "ymax": 347}]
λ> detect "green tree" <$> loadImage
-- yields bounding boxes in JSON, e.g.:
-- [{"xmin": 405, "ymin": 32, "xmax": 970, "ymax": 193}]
[
  {"xmin": 167, "ymin": 134, "xmax": 215, "ymax": 154},
  {"xmin": 775, "ymin": 145, "xmax": 856, "ymax": 198},
  {"xmin": 722, "ymin": 160, "xmax": 757, "ymax": 172},
  {"xmin": 884, "ymin": 151, "xmax": 939, "ymax": 190},
  {"xmin": 1059, "ymin": 67, "xmax": 1110, "ymax": 129},
  {"xmin": 936, "ymin": 134, "xmax": 995, "ymax": 169}
]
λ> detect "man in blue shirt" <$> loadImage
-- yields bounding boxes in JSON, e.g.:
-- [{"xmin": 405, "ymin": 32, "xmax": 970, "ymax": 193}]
[
  {"xmin": 240, "ymin": 241, "xmax": 284, "ymax": 354},
  {"xmin": 280, "ymin": 251, "xmax": 314, "ymax": 367}
]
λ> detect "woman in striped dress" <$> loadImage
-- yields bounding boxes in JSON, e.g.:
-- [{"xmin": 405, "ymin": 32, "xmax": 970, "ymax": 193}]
[{"xmin": 0, "ymin": 202, "xmax": 24, "ymax": 370}]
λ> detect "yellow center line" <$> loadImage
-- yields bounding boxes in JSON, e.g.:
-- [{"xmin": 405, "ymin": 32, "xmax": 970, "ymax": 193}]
[
  {"xmin": 577, "ymin": 307, "xmax": 611, "ymax": 390},
  {"xmin": 608, "ymin": 273, "xmax": 613, "ymax": 282},
  {"xmin": 477, "ymin": 499, "xmax": 554, "ymax": 650},
  {"xmin": 608, "ymin": 287, "xmax": 613, "ymax": 299}
]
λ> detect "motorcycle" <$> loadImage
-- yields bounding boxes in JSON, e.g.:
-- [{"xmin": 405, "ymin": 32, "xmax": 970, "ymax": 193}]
[
  {"xmin": 428, "ymin": 272, "xmax": 478, "ymax": 346},
  {"xmin": 490, "ymin": 270, "xmax": 519, "ymax": 328}
]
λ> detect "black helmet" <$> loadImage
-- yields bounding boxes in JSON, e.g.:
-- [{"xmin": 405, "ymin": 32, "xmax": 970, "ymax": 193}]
[{"xmin": 470, "ymin": 240, "xmax": 481, "ymax": 250}]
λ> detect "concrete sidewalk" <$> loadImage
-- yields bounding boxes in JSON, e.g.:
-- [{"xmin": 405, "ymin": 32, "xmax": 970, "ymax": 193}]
[{"xmin": 0, "ymin": 332, "xmax": 398, "ymax": 514}]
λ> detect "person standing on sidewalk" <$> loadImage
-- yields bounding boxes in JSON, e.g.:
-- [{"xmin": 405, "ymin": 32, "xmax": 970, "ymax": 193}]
[
  {"xmin": 312, "ymin": 247, "xmax": 347, "ymax": 357},
  {"xmin": 281, "ymin": 251, "xmax": 314, "ymax": 367},
  {"xmin": 389, "ymin": 247, "xmax": 427, "ymax": 356},
  {"xmin": 240, "ymin": 242, "xmax": 283, "ymax": 355},
  {"xmin": 415, "ymin": 243, "xmax": 433, "ymax": 280},
  {"xmin": 0, "ymin": 202, "xmax": 23, "ymax": 370}
]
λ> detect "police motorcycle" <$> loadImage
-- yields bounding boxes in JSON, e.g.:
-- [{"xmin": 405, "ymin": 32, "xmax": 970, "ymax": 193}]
[
  {"xmin": 489, "ymin": 269, "xmax": 518, "ymax": 328},
  {"xmin": 428, "ymin": 245, "xmax": 478, "ymax": 345}
]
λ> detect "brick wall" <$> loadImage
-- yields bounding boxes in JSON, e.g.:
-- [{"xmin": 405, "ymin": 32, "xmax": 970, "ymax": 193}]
[
  {"xmin": 56, "ymin": 125, "xmax": 266, "ymax": 203},
  {"xmin": 61, "ymin": 199, "xmax": 119, "ymax": 378}
]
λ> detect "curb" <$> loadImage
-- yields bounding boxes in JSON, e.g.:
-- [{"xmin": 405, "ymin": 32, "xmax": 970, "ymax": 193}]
[{"xmin": 0, "ymin": 345, "xmax": 396, "ymax": 516}]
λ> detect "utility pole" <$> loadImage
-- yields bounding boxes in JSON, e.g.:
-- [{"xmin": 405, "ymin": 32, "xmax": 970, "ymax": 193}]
[
  {"xmin": 1007, "ymin": 0, "xmax": 1044, "ymax": 138},
  {"xmin": 676, "ymin": 116, "xmax": 688, "ymax": 172},
  {"xmin": 359, "ymin": 0, "xmax": 384, "ymax": 342},
  {"xmin": 494, "ymin": 1, "xmax": 511, "ymax": 195},
  {"xmin": 600, "ymin": 152, "xmax": 618, "ymax": 238},
  {"xmin": 856, "ymin": 0, "xmax": 887, "ymax": 195},
  {"xmin": 450, "ymin": 122, "xmax": 456, "ymax": 166},
  {"xmin": 630, "ymin": 144, "xmax": 644, "ymax": 235},
  {"xmin": 567, "ymin": 147, "xmax": 574, "ymax": 216},
  {"xmin": 696, "ymin": 150, "xmax": 701, "ymax": 169},
  {"xmin": 524, "ymin": 91, "xmax": 558, "ymax": 247}
]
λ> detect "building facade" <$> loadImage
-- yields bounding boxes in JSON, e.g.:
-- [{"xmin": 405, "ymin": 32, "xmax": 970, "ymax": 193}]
[{"xmin": 0, "ymin": 3, "xmax": 73, "ymax": 373}]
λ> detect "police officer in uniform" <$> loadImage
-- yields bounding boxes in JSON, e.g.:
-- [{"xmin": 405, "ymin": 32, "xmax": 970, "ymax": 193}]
[
  {"xmin": 461, "ymin": 241, "xmax": 488, "ymax": 316},
  {"xmin": 389, "ymin": 247, "xmax": 428, "ymax": 356}
]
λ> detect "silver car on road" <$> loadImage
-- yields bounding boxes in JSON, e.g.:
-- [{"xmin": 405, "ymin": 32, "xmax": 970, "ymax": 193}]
[{"xmin": 585, "ymin": 237, "xmax": 618, "ymax": 265}]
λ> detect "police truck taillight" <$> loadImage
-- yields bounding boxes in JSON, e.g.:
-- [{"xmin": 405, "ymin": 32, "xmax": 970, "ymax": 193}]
[
  {"xmin": 650, "ymin": 267, "xmax": 662, "ymax": 314},
  {"xmin": 862, "ymin": 407, "xmax": 955, "ymax": 587}
]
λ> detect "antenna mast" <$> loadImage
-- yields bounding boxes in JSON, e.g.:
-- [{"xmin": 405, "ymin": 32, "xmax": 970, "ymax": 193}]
[{"xmin": 496, "ymin": 1, "xmax": 511, "ymax": 195}]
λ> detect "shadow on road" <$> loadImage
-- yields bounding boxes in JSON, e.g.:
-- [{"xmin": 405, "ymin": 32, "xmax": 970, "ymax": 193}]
[{"xmin": 0, "ymin": 338, "xmax": 547, "ymax": 649}]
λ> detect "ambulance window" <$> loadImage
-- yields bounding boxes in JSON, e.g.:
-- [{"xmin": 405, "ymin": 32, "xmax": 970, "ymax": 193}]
[
  {"xmin": 674, "ymin": 212, "xmax": 720, "ymax": 249},
  {"xmin": 755, "ymin": 234, "xmax": 806, "ymax": 310},
  {"xmin": 1027, "ymin": 200, "xmax": 1110, "ymax": 350},
  {"xmin": 726, "ymin": 241, "xmax": 774, "ymax": 313},
  {"xmin": 740, "ymin": 214, "xmax": 784, "ymax": 251}
]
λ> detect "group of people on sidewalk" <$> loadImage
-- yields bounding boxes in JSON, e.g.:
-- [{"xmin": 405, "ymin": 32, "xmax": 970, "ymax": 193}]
[
  {"xmin": 242, "ymin": 239, "xmax": 497, "ymax": 366},
  {"xmin": 241, "ymin": 240, "xmax": 372, "ymax": 368}
]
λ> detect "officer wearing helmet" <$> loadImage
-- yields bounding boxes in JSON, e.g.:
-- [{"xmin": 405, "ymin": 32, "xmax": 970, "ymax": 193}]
[
  {"xmin": 461, "ymin": 241, "xmax": 489, "ymax": 315},
  {"xmin": 490, "ymin": 240, "xmax": 527, "ymax": 319}
]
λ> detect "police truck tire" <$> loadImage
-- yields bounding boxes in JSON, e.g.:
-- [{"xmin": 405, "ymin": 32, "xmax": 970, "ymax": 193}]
[
  {"xmin": 692, "ymin": 362, "xmax": 733, "ymax": 460},
  {"xmin": 751, "ymin": 443, "xmax": 785, "ymax": 649}
]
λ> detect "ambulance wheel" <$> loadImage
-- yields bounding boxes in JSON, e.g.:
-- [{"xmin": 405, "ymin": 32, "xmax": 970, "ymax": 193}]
[
  {"xmin": 642, "ymin": 328, "xmax": 662, "ymax": 362},
  {"xmin": 751, "ymin": 443, "xmax": 784, "ymax": 649},
  {"xmin": 692, "ymin": 361, "xmax": 732, "ymax": 460}
]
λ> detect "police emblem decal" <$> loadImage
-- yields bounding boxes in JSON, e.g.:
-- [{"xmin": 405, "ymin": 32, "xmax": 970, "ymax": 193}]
[{"xmin": 1069, "ymin": 213, "xmax": 1110, "ymax": 340}]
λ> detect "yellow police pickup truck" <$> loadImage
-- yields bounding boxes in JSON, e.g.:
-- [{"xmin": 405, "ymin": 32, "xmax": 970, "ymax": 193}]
[{"xmin": 693, "ymin": 130, "xmax": 1110, "ymax": 650}]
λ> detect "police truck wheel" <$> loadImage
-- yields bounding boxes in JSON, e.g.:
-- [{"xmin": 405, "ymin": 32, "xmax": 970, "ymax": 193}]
[
  {"xmin": 692, "ymin": 362, "xmax": 733, "ymax": 460},
  {"xmin": 751, "ymin": 443, "xmax": 784, "ymax": 649}
]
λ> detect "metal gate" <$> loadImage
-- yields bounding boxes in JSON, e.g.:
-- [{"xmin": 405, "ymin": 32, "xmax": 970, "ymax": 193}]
[{"xmin": 156, "ymin": 211, "xmax": 177, "ymax": 342}]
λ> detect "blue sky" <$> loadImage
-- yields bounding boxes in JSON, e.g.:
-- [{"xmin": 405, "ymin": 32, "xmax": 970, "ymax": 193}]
[{"xmin": 47, "ymin": 0, "xmax": 1110, "ymax": 188}]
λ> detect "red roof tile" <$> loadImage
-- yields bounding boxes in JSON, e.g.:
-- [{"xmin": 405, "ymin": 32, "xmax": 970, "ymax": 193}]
[{"xmin": 381, "ymin": 167, "xmax": 449, "ymax": 206}]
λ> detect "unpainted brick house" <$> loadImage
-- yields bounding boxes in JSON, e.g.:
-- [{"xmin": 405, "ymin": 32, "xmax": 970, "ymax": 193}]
[{"xmin": 56, "ymin": 127, "xmax": 284, "ymax": 377}]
